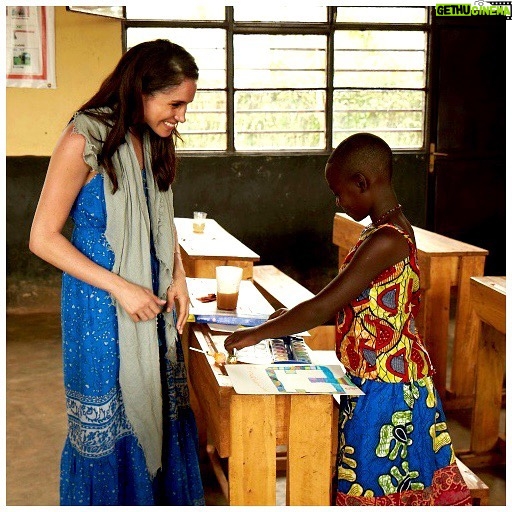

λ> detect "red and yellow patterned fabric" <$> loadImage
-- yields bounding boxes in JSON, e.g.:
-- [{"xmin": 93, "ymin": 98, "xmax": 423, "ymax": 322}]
[
  {"xmin": 336, "ymin": 462, "xmax": 472, "ymax": 506},
  {"xmin": 336, "ymin": 223, "xmax": 433, "ymax": 383}
]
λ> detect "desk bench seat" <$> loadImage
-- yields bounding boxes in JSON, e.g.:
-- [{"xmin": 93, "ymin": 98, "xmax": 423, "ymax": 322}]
[
  {"xmin": 456, "ymin": 457, "xmax": 490, "ymax": 505},
  {"xmin": 252, "ymin": 264, "xmax": 315, "ymax": 309},
  {"xmin": 252, "ymin": 264, "xmax": 334, "ymax": 351}
]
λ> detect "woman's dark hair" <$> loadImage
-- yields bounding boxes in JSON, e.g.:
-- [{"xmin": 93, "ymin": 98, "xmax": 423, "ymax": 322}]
[{"xmin": 78, "ymin": 39, "xmax": 199, "ymax": 192}]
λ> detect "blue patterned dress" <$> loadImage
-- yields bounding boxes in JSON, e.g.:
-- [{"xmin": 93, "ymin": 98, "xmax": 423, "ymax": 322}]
[{"xmin": 60, "ymin": 171, "xmax": 204, "ymax": 505}]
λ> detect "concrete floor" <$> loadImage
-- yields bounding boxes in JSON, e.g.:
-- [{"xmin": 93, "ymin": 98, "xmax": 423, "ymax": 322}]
[{"xmin": 6, "ymin": 307, "xmax": 506, "ymax": 506}]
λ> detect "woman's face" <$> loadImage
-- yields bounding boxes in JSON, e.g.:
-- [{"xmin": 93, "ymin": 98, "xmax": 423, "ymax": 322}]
[{"xmin": 142, "ymin": 78, "xmax": 197, "ymax": 138}]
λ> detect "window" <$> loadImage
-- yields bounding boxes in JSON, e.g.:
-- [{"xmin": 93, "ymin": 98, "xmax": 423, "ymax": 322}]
[
  {"xmin": 124, "ymin": 6, "xmax": 430, "ymax": 152},
  {"xmin": 333, "ymin": 29, "xmax": 427, "ymax": 149},
  {"xmin": 234, "ymin": 34, "xmax": 327, "ymax": 150}
]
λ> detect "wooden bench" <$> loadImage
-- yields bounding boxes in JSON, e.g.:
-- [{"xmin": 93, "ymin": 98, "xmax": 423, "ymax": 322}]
[
  {"xmin": 252, "ymin": 265, "xmax": 335, "ymax": 350},
  {"xmin": 456, "ymin": 457, "xmax": 490, "ymax": 505},
  {"xmin": 457, "ymin": 276, "xmax": 506, "ymax": 469},
  {"xmin": 252, "ymin": 264, "xmax": 490, "ymax": 505},
  {"xmin": 252, "ymin": 264, "xmax": 315, "ymax": 309}
]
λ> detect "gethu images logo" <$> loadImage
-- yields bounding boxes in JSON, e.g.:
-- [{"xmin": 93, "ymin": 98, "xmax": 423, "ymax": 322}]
[{"xmin": 435, "ymin": 1, "xmax": 511, "ymax": 16}]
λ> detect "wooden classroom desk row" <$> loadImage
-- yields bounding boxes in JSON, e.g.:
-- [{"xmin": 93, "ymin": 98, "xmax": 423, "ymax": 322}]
[
  {"xmin": 175, "ymin": 217, "xmax": 338, "ymax": 505},
  {"xmin": 332, "ymin": 213, "xmax": 489, "ymax": 408}
]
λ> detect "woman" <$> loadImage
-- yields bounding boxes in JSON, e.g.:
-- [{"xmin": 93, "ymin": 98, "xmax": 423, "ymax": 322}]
[{"xmin": 30, "ymin": 39, "xmax": 204, "ymax": 506}]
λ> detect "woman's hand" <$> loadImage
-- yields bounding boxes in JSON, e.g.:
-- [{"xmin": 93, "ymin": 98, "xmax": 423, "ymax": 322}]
[
  {"xmin": 166, "ymin": 269, "xmax": 190, "ymax": 334},
  {"xmin": 224, "ymin": 327, "xmax": 261, "ymax": 354},
  {"xmin": 112, "ymin": 280, "xmax": 166, "ymax": 323}
]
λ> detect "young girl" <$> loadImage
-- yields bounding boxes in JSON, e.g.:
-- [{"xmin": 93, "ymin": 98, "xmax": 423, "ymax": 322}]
[
  {"xmin": 30, "ymin": 40, "xmax": 204, "ymax": 505},
  {"xmin": 224, "ymin": 133, "xmax": 472, "ymax": 506}
]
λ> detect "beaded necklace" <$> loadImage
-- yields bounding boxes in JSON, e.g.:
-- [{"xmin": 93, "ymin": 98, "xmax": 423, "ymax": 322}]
[
  {"xmin": 361, "ymin": 204, "xmax": 402, "ymax": 236},
  {"xmin": 373, "ymin": 203, "xmax": 402, "ymax": 226}
]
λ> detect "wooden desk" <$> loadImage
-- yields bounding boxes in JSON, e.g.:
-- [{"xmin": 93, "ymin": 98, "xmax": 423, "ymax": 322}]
[
  {"xmin": 175, "ymin": 217, "xmax": 260, "ymax": 455},
  {"xmin": 188, "ymin": 324, "xmax": 338, "ymax": 506},
  {"xmin": 175, "ymin": 217, "xmax": 260, "ymax": 279},
  {"xmin": 458, "ymin": 276, "xmax": 506, "ymax": 468},
  {"xmin": 332, "ymin": 213, "xmax": 488, "ymax": 405}
]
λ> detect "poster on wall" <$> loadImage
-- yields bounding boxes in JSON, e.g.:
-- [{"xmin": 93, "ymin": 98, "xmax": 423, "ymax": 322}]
[{"xmin": 6, "ymin": 6, "xmax": 56, "ymax": 88}]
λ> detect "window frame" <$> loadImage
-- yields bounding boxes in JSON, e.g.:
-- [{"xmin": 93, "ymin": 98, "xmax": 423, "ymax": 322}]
[{"xmin": 123, "ymin": 6, "xmax": 433, "ymax": 155}]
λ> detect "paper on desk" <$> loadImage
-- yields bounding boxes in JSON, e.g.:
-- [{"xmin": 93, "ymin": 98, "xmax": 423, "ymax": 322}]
[
  {"xmin": 225, "ymin": 362, "xmax": 364, "ymax": 395},
  {"xmin": 233, "ymin": 339, "xmax": 273, "ymax": 364}
]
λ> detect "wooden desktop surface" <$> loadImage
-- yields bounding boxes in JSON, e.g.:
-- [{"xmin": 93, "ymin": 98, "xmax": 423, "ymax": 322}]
[{"xmin": 175, "ymin": 217, "xmax": 259, "ymax": 280}]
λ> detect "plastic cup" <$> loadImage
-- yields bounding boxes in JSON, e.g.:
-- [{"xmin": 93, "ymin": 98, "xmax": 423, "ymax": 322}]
[
  {"xmin": 216, "ymin": 266, "xmax": 243, "ymax": 310},
  {"xmin": 193, "ymin": 211, "xmax": 207, "ymax": 233}
]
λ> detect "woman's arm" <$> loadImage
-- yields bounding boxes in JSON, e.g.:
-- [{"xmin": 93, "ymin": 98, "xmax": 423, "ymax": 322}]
[
  {"xmin": 165, "ymin": 222, "xmax": 190, "ymax": 333},
  {"xmin": 29, "ymin": 123, "xmax": 166, "ymax": 322}
]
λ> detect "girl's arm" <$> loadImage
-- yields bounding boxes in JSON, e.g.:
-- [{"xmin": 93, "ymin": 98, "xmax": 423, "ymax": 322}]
[
  {"xmin": 224, "ymin": 226, "xmax": 409, "ymax": 352},
  {"xmin": 29, "ymin": 123, "xmax": 166, "ymax": 322}
]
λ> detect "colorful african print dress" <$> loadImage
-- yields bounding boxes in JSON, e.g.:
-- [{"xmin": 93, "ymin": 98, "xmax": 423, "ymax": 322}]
[{"xmin": 335, "ymin": 223, "xmax": 471, "ymax": 506}]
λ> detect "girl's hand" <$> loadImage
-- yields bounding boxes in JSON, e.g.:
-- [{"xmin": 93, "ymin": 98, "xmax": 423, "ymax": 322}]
[
  {"xmin": 166, "ymin": 270, "xmax": 190, "ymax": 334},
  {"xmin": 112, "ymin": 280, "xmax": 166, "ymax": 323},
  {"xmin": 224, "ymin": 327, "xmax": 261, "ymax": 353}
]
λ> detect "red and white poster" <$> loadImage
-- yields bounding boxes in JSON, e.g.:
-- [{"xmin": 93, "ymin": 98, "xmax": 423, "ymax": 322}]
[{"xmin": 6, "ymin": 6, "xmax": 56, "ymax": 88}]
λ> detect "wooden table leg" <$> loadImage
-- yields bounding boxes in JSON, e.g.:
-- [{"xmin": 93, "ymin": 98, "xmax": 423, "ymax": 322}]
[
  {"xmin": 229, "ymin": 394, "xmax": 276, "ymax": 505},
  {"xmin": 418, "ymin": 257, "xmax": 452, "ymax": 399},
  {"xmin": 286, "ymin": 395, "xmax": 334, "ymax": 505},
  {"xmin": 449, "ymin": 255, "xmax": 486, "ymax": 402},
  {"xmin": 471, "ymin": 323, "xmax": 506, "ymax": 454},
  {"xmin": 181, "ymin": 323, "xmax": 207, "ymax": 457}
]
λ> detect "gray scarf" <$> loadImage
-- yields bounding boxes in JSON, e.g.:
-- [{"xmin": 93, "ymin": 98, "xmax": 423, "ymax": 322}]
[{"xmin": 73, "ymin": 111, "xmax": 177, "ymax": 478}]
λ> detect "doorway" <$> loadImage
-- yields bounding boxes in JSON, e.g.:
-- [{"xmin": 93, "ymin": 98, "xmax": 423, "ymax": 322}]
[{"xmin": 428, "ymin": 15, "xmax": 506, "ymax": 275}]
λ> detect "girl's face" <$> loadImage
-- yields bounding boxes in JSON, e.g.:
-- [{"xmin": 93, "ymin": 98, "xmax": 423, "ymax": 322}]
[
  {"xmin": 142, "ymin": 78, "xmax": 197, "ymax": 138},
  {"xmin": 326, "ymin": 163, "xmax": 369, "ymax": 221}
]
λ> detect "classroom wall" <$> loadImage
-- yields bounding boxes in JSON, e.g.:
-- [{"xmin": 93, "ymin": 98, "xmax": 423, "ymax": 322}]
[
  {"xmin": 7, "ymin": 150, "xmax": 427, "ymax": 293},
  {"xmin": 6, "ymin": 7, "xmax": 122, "ymax": 156},
  {"xmin": 5, "ymin": 6, "xmax": 427, "ymax": 296}
]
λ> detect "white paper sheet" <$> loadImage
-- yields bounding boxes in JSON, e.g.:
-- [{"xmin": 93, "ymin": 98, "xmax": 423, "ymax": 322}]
[{"xmin": 225, "ymin": 362, "xmax": 364, "ymax": 396}]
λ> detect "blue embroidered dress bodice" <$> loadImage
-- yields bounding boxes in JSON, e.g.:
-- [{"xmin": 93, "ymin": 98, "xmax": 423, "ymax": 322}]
[{"xmin": 60, "ymin": 171, "xmax": 204, "ymax": 506}]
